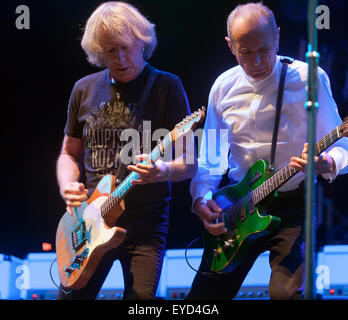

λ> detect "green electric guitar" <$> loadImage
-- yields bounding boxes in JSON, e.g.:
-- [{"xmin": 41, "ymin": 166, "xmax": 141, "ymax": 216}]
[{"xmin": 204, "ymin": 118, "xmax": 348, "ymax": 273}]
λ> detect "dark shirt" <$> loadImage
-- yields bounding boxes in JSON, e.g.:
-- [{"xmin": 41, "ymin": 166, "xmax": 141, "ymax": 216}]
[{"xmin": 64, "ymin": 63, "xmax": 190, "ymax": 237}]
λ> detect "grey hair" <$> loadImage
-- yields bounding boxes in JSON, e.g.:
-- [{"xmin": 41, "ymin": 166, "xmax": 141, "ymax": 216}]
[
  {"xmin": 227, "ymin": 2, "xmax": 277, "ymax": 41},
  {"xmin": 81, "ymin": 1, "xmax": 157, "ymax": 67}
]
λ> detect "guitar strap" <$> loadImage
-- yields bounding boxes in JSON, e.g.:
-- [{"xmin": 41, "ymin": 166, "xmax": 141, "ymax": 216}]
[
  {"xmin": 114, "ymin": 67, "xmax": 158, "ymax": 184},
  {"xmin": 192, "ymin": 58, "xmax": 297, "ymax": 278},
  {"xmin": 269, "ymin": 57, "xmax": 293, "ymax": 172}
]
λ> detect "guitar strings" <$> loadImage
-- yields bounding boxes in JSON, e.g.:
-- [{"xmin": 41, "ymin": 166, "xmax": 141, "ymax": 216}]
[
  {"xmin": 221, "ymin": 127, "xmax": 339, "ymax": 221},
  {"xmin": 101, "ymin": 136, "xmax": 172, "ymax": 215},
  {"xmin": 53, "ymin": 119, "xmax": 340, "ymax": 288},
  {"xmin": 55, "ymin": 134, "xmax": 174, "ymax": 255},
  {"xmin": 223, "ymin": 164, "xmax": 298, "ymax": 220},
  {"xmin": 53, "ymin": 113, "xmax": 205, "ymax": 288},
  {"xmin": 98, "ymin": 125, "xmax": 338, "ymax": 224},
  {"xmin": 66, "ymin": 119, "xmax": 341, "ymax": 226},
  {"xmin": 77, "ymin": 133, "xmax": 174, "ymax": 228}
]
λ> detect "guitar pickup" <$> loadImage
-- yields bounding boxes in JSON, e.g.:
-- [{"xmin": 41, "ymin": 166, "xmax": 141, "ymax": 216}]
[
  {"xmin": 249, "ymin": 203, "xmax": 255, "ymax": 215},
  {"xmin": 74, "ymin": 255, "xmax": 85, "ymax": 265},
  {"xmin": 239, "ymin": 206, "xmax": 246, "ymax": 222},
  {"xmin": 249, "ymin": 171, "xmax": 262, "ymax": 187},
  {"xmin": 247, "ymin": 191, "xmax": 255, "ymax": 215},
  {"xmin": 71, "ymin": 222, "xmax": 87, "ymax": 252}
]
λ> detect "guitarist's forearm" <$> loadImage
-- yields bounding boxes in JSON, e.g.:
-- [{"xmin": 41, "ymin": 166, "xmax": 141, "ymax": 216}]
[
  {"xmin": 165, "ymin": 133, "xmax": 197, "ymax": 181},
  {"xmin": 162, "ymin": 153, "xmax": 197, "ymax": 182},
  {"xmin": 56, "ymin": 153, "xmax": 81, "ymax": 196}
]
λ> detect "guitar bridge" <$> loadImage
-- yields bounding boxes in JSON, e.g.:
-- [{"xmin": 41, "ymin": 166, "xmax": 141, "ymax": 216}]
[
  {"xmin": 248, "ymin": 171, "xmax": 262, "ymax": 187},
  {"xmin": 64, "ymin": 248, "xmax": 89, "ymax": 276}
]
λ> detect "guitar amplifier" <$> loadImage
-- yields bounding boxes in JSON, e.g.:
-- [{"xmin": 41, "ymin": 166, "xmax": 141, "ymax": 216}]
[
  {"xmin": 24, "ymin": 253, "xmax": 59, "ymax": 300},
  {"xmin": 158, "ymin": 249, "xmax": 204, "ymax": 299},
  {"xmin": 24, "ymin": 252, "xmax": 125, "ymax": 300},
  {"xmin": 95, "ymin": 260, "xmax": 124, "ymax": 300},
  {"xmin": 160, "ymin": 249, "xmax": 271, "ymax": 300},
  {"xmin": 0, "ymin": 254, "xmax": 26, "ymax": 299},
  {"xmin": 235, "ymin": 250, "xmax": 271, "ymax": 299},
  {"xmin": 3, "ymin": 245, "xmax": 348, "ymax": 300},
  {"xmin": 317, "ymin": 245, "xmax": 348, "ymax": 299},
  {"xmin": 1, "ymin": 250, "xmax": 271, "ymax": 300}
]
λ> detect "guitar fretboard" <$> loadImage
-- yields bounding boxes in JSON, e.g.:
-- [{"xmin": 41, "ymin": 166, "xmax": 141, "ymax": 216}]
[
  {"xmin": 253, "ymin": 125, "xmax": 340, "ymax": 204},
  {"xmin": 100, "ymin": 132, "xmax": 173, "ymax": 216},
  {"xmin": 225, "ymin": 124, "xmax": 343, "ymax": 218}
]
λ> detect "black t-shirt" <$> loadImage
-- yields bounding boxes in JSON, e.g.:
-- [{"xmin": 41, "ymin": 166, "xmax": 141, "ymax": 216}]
[{"xmin": 64, "ymin": 63, "xmax": 190, "ymax": 237}]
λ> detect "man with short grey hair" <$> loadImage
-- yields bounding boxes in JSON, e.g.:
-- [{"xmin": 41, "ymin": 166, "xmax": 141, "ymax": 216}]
[{"xmin": 187, "ymin": 2, "xmax": 348, "ymax": 300}]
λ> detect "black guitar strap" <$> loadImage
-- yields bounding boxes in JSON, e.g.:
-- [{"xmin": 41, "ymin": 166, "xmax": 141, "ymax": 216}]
[
  {"xmin": 269, "ymin": 57, "xmax": 293, "ymax": 172},
  {"xmin": 114, "ymin": 67, "xmax": 158, "ymax": 184},
  {"xmin": 197, "ymin": 58, "xmax": 295, "ymax": 278}
]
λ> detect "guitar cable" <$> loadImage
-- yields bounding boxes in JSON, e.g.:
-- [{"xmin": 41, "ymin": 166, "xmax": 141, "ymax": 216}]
[
  {"xmin": 49, "ymin": 257, "xmax": 73, "ymax": 296},
  {"xmin": 184, "ymin": 237, "xmax": 225, "ymax": 279},
  {"xmin": 50, "ymin": 236, "xmax": 223, "ymax": 297}
]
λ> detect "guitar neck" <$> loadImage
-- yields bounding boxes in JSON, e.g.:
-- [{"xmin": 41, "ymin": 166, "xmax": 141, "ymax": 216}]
[
  {"xmin": 253, "ymin": 124, "xmax": 342, "ymax": 204},
  {"xmin": 102, "ymin": 131, "xmax": 174, "ymax": 212},
  {"xmin": 97, "ymin": 106, "xmax": 206, "ymax": 218}
]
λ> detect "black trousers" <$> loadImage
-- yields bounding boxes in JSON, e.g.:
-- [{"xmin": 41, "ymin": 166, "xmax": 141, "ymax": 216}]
[
  {"xmin": 186, "ymin": 185, "xmax": 305, "ymax": 300},
  {"xmin": 56, "ymin": 234, "xmax": 166, "ymax": 300}
]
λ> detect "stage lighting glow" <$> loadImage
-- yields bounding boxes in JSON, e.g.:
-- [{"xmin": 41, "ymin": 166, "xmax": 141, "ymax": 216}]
[{"xmin": 42, "ymin": 243, "xmax": 52, "ymax": 251}]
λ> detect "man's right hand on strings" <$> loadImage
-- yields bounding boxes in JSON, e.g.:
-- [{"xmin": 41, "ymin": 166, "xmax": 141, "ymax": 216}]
[
  {"xmin": 60, "ymin": 182, "xmax": 89, "ymax": 215},
  {"xmin": 193, "ymin": 197, "xmax": 227, "ymax": 236}
]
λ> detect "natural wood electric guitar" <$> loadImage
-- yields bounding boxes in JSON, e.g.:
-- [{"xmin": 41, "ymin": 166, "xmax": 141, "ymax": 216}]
[
  {"xmin": 56, "ymin": 107, "xmax": 205, "ymax": 290},
  {"xmin": 204, "ymin": 118, "xmax": 348, "ymax": 273}
]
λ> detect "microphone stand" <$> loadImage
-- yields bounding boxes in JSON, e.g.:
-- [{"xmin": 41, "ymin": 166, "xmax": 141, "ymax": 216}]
[{"xmin": 304, "ymin": 0, "xmax": 319, "ymax": 300}]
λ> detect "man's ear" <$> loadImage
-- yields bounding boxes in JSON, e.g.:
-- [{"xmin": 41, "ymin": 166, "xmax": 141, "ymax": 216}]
[{"xmin": 225, "ymin": 36, "xmax": 235, "ymax": 55}]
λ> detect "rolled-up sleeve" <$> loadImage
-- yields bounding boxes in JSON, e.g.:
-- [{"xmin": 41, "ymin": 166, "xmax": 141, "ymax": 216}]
[
  {"xmin": 190, "ymin": 81, "xmax": 230, "ymax": 209},
  {"xmin": 316, "ymin": 68, "xmax": 348, "ymax": 181}
]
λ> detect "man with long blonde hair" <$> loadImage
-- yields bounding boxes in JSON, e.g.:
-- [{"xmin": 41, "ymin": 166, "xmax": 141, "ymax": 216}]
[{"xmin": 56, "ymin": 1, "xmax": 196, "ymax": 300}]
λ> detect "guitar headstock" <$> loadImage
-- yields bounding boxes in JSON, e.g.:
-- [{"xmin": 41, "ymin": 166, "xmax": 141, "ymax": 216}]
[
  {"xmin": 339, "ymin": 117, "xmax": 348, "ymax": 138},
  {"xmin": 172, "ymin": 107, "xmax": 206, "ymax": 140}
]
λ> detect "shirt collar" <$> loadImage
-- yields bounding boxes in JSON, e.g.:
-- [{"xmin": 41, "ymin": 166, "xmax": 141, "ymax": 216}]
[
  {"xmin": 242, "ymin": 55, "xmax": 281, "ymax": 91},
  {"xmin": 108, "ymin": 62, "xmax": 150, "ymax": 87}
]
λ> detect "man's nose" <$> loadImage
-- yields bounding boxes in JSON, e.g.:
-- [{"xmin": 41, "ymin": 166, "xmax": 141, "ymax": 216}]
[
  {"xmin": 253, "ymin": 53, "xmax": 262, "ymax": 66},
  {"xmin": 112, "ymin": 49, "xmax": 126, "ymax": 63}
]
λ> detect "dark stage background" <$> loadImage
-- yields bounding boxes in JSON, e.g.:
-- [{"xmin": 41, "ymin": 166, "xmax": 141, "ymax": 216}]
[{"xmin": 1, "ymin": 0, "xmax": 348, "ymax": 259}]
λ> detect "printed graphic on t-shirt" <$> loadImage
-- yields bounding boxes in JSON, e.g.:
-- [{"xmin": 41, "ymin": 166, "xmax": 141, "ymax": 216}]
[{"xmin": 85, "ymin": 92, "xmax": 143, "ymax": 178}]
